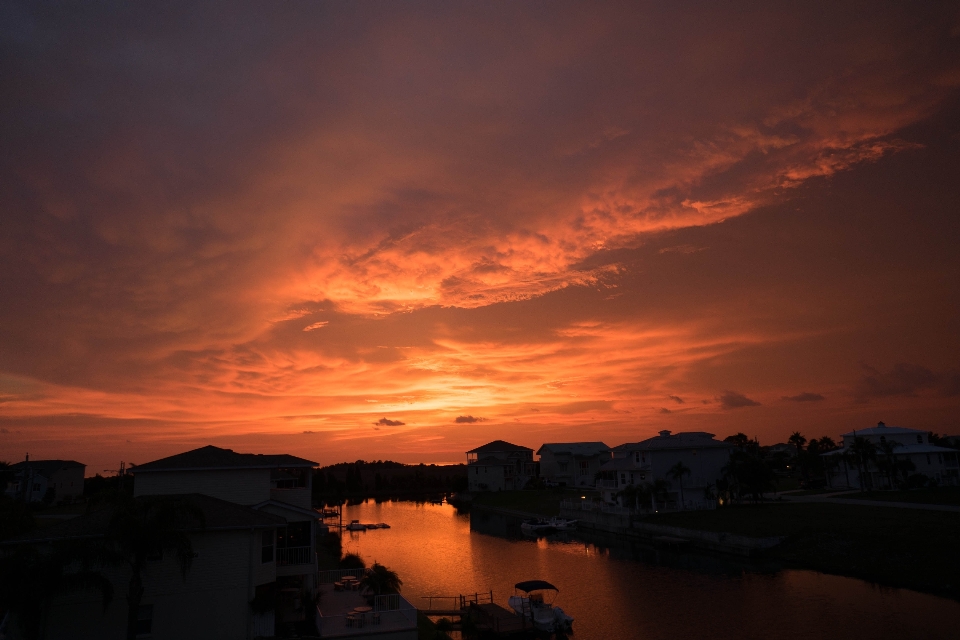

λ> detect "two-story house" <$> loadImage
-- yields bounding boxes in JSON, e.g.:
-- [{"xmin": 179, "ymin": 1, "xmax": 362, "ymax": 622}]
[
  {"xmin": 536, "ymin": 442, "xmax": 610, "ymax": 487},
  {"xmin": 466, "ymin": 440, "xmax": 536, "ymax": 491},
  {"xmin": 5, "ymin": 456, "xmax": 85, "ymax": 503},
  {"xmin": 598, "ymin": 431, "xmax": 733, "ymax": 509},
  {"xmin": 823, "ymin": 422, "xmax": 960, "ymax": 489}
]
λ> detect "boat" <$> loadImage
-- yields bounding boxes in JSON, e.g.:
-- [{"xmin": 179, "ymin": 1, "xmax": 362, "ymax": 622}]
[
  {"xmin": 377, "ymin": 522, "xmax": 391, "ymax": 529},
  {"xmin": 507, "ymin": 580, "xmax": 573, "ymax": 633},
  {"xmin": 345, "ymin": 520, "xmax": 366, "ymax": 531},
  {"xmin": 520, "ymin": 517, "xmax": 577, "ymax": 536}
]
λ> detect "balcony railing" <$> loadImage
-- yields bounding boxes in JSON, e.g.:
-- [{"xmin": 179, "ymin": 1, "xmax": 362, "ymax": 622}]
[{"xmin": 277, "ymin": 546, "xmax": 313, "ymax": 566}]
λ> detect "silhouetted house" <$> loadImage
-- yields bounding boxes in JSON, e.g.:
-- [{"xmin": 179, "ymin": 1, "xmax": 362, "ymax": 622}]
[
  {"xmin": 537, "ymin": 442, "xmax": 611, "ymax": 487},
  {"xmin": 466, "ymin": 440, "xmax": 535, "ymax": 491},
  {"xmin": 131, "ymin": 445, "xmax": 322, "ymax": 633},
  {"xmin": 5, "ymin": 456, "xmax": 85, "ymax": 503},
  {"xmin": 0, "ymin": 493, "xmax": 286, "ymax": 639},
  {"xmin": 599, "ymin": 431, "xmax": 733, "ymax": 509},
  {"xmin": 823, "ymin": 422, "xmax": 960, "ymax": 489}
]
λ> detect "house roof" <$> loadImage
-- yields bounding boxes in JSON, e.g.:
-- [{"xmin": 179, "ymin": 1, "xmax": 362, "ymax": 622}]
[
  {"xmin": 613, "ymin": 431, "xmax": 732, "ymax": 452},
  {"xmin": 536, "ymin": 442, "xmax": 610, "ymax": 456},
  {"xmin": 10, "ymin": 460, "xmax": 85, "ymax": 478},
  {"xmin": 466, "ymin": 440, "xmax": 532, "ymax": 454},
  {"xmin": 2, "ymin": 493, "xmax": 285, "ymax": 545},
  {"xmin": 132, "ymin": 445, "xmax": 317, "ymax": 473},
  {"xmin": 841, "ymin": 422, "xmax": 924, "ymax": 437}
]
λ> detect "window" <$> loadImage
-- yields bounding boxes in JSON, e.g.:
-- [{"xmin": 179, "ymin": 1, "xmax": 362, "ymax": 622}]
[
  {"xmin": 579, "ymin": 461, "xmax": 590, "ymax": 475},
  {"xmin": 558, "ymin": 462, "xmax": 568, "ymax": 473},
  {"xmin": 880, "ymin": 436, "xmax": 886, "ymax": 444},
  {"xmin": 620, "ymin": 473, "xmax": 626, "ymax": 485},
  {"xmin": 917, "ymin": 435, "xmax": 923, "ymax": 444},
  {"xmin": 635, "ymin": 453, "xmax": 640, "ymax": 463},
  {"xmin": 467, "ymin": 453, "xmax": 478, "ymax": 463},
  {"xmin": 136, "ymin": 604, "xmax": 153, "ymax": 636},
  {"xmin": 262, "ymin": 529, "xmax": 274, "ymax": 563}
]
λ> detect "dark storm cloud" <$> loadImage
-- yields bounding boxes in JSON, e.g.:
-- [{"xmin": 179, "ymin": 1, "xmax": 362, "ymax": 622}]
[
  {"xmin": 782, "ymin": 392, "xmax": 825, "ymax": 402},
  {"xmin": 718, "ymin": 391, "xmax": 761, "ymax": 409},
  {"xmin": 854, "ymin": 363, "xmax": 960, "ymax": 400}
]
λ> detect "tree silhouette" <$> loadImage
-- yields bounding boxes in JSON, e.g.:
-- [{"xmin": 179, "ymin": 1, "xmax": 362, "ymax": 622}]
[
  {"xmin": 360, "ymin": 562, "xmax": 402, "ymax": 595},
  {"xmin": 849, "ymin": 437, "xmax": 877, "ymax": 491},
  {"xmin": 103, "ymin": 495, "xmax": 204, "ymax": 640},
  {"xmin": 667, "ymin": 461, "xmax": 692, "ymax": 509},
  {"xmin": 0, "ymin": 542, "xmax": 112, "ymax": 640}
]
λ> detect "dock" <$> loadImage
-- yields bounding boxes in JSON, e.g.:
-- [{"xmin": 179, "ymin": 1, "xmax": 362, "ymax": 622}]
[{"xmin": 421, "ymin": 592, "xmax": 529, "ymax": 636}]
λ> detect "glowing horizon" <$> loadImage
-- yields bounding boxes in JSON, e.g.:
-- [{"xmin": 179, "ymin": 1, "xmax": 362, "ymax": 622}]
[{"xmin": 2, "ymin": 2, "xmax": 959, "ymax": 473}]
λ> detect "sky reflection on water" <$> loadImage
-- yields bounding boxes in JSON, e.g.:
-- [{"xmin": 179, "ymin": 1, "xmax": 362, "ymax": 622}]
[{"xmin": 340, "ymin": 499, "xmax": 959, "ymax": 640}]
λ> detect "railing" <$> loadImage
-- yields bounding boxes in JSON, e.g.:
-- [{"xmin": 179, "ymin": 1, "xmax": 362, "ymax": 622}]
[
  {"xmin": 316, "ymin": 595, "xmax": 417, "ymax": 637},
  {"xmin": 421, "ymin": 592, "xmax": 493, "ymax": 611},
  {"xmin": 561, "ymin": 499, "xmax": 636, "ymax": 515},
  {"xmin": 277, "ymin": 546, "xmax": 313, "ymax": 566},
  {"xmin": 318, "ymin": 567, "xmax": 367, "ymax": 584}
]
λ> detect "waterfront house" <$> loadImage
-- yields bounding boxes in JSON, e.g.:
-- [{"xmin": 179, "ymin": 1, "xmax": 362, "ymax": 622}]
[
  {"xmin": 466, "ymin": 440, "xmax": 536, "ymax": 491},
  {"xmin": 536, "ymin": 442, "xmax": 611, "ymax": 487},
  {"xmin": 1, "ymin": 493, "xmax": 286, "ymax": 640},
  {"xmin": 822, "ymin": 422, "xmax": 960, "ymax": 489},
  {"xmin": 598, "ymin": 431, "xmax": 734, "ymax": 509},
  {"xmin": 5, "ymin": 456, "xmax": 85, "ymax": 503},
  {"xmin": 131, "ymin": 445, "xmax": 323, "ymax": 615}
]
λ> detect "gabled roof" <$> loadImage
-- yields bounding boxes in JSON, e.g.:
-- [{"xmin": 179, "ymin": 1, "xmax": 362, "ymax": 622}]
[
  {"xmin": 536, "ymin": 442, "xmax": 610, "ymax": 456},
  {"xmin": 132, "ymin": 445, "xmax": 317, "ymax": 473},
  {"xmin": 11, "ymin": 460, "xmax": 85, "ymax": 478},
  {"xmin": 466, "ymin": 440, "xmax": 532, "ymax": 454},
  {"xmin": 614, "ymin": 431, "xmax": 732, "ymax": 452},
  {"xmin": 2, "ymin": 493, "xmax": 285, "ymax": 545}
]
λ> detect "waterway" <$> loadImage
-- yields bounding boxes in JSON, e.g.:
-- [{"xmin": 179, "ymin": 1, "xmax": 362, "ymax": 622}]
[{"xmin": 339, "ymin": 499, "xmax": 959, "ymax": 639}]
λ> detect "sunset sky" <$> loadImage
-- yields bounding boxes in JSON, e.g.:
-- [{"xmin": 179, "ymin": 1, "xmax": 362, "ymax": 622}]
[{"xmin": 2, "ymin": 2, "xmax": 960, "ymax": 473}]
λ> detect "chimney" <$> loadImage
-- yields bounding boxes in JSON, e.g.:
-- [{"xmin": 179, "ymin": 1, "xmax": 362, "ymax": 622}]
[
  {"xmin": 659, "ymin": 430, "xmax": 671, "ymax": 437},
  {"xmin": 25, "ymin": 453, "xmax": 29, "ymax": 462}
]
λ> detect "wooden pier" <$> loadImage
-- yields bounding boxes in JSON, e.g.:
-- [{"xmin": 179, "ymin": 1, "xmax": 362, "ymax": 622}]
[{"xmin": 421, "ymin": 591, "xmax": 529, "ymax": 636}]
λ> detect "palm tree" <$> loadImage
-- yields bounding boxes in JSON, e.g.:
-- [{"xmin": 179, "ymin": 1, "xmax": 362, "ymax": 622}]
[
  {"xmin": 650, "ymin": 479, "xmax": 670, "ymax": 511},
  {"xmin": 667, "ymin": 461, "xmax": 691, "ymax": 509},
  {"xmin": 360, "ymin": 562, "xmax": 402, "ymax": 596},
  {"xmin": 876, "ymin": 439, "xmax": 902, "ymax": 489},
  {"xmin": 848, "ymin": 436, "xmax": 877, "ymax": 491},
  {"xmin": 788, "ymin": 432, "xmax": 807, "ymax": 479},
  {"xmin": 0, "ymin": 542, "xmax": 113, "ymax": 640},
  {"xmin": 104, "ymin": 495, "xmax": 205, "ymax": 640}
]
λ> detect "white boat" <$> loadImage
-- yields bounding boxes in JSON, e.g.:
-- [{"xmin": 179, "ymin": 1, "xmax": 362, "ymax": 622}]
[
  {"xmin": 520, "ymin": 517, "xmax": 577, "ymax": 536},
  {"xmin": 507, "ymin": 580, "xmax": 573, "ymax": 633},
  {"xmin": 345, "ymin": 520, "xmax": 366, "ymax": 531}
]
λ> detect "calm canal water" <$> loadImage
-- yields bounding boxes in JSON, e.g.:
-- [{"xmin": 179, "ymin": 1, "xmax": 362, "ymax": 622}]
[{"xmin": 340, "ymin": 499, "xmax": 959, "ymax": 640}]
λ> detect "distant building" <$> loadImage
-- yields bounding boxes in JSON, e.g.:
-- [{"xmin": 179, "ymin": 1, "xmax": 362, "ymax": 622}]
[
  {"xmin": 598, "ymin": 431, "xmax": 734, "ymax": 509},
  {"xmin": 5, "ymin": 457, "xmax": 85, "ymax": 503},
  {"xmin": 823, "ymin": 422, "xmax": 960, "ymax": 489},
  {"xmin": 537, "ymin": 442, "xmax": 610, "ymax": 487},
  {"xmin": 466, "ymin": 440, "xmax": 536, "ymax": 491}
]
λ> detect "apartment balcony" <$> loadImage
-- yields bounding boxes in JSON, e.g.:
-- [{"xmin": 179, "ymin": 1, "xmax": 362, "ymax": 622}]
[{"xmin": 277, "ymin": 546, "xmax": 314, "ymax": 566}]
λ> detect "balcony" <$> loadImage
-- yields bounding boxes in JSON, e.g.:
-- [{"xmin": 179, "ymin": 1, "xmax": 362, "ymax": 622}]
[
  {"xmin": 315, "ymin": 581, "xmax": 418, "ymax": 639},
  {"xmin": 277, "ymin": 546, "xmax": 313, "ymax": 566}
]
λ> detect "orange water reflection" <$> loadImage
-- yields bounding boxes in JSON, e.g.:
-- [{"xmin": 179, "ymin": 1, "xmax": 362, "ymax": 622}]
[{"xmin": 341, "ymin": 500, "xmax": 959, "ymax": 640}]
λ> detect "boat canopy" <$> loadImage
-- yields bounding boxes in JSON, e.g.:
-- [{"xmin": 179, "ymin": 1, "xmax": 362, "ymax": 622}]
[{"xmin": 515, "ymin": 580, "xmax": 559, "ymax": 593}]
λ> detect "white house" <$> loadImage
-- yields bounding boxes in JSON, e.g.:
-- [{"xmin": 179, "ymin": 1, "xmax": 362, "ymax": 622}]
[
  {"xmin": 598, "ymin": 431, "xmax": 734, "ymax": 510},
  {"xmin": 536, "ymin": 442, "xmax": 610, "ymax": 487},
  {"xmin": 823, "ymin": 422, "xmax": 960, "ymax": 489},
  {"xmin": 5, "ymin": 457, "xmax": 85, "ymax": 503},
  {"xmin": 466, "ymin": 440, "xmax": 536, "ymax": 491}
]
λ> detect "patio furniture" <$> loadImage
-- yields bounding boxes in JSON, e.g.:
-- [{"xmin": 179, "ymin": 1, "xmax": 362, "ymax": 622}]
[
  {"xmin": 334, "ymin": 581, "xmax": 344, "ymax": 591},
  {"xmin": 346, "ymin": 614, "xmax": 357, "ymax": 628},
  {"xmin": 372, "ymin": 612, "xmax": 381, "ymax": 625}
]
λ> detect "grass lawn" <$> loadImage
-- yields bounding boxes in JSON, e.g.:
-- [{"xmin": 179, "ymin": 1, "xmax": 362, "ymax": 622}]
[
  {"xmin": 831, "ymin": 487, "xmax": 960, "ymax": 506},
  {"xmin": 648, "ymin": 502, "xmax": 960, "ymax": 599},
  {"xmin": 471, "ymin": 489, "xmax": 590, "ymax": 517}
]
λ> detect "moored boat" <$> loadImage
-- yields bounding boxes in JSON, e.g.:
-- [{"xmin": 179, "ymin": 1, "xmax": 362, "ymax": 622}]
[
  {"xmin": 507, "ymin": 580, "xmax": 573, "ymax": 633},
  {"xmin": 345, "ymin": 520, "xmax": 366, "ymax": 531},
  {"xmin": 520, "ymin": 517, "xmax": 577, "ymax": 536}
]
